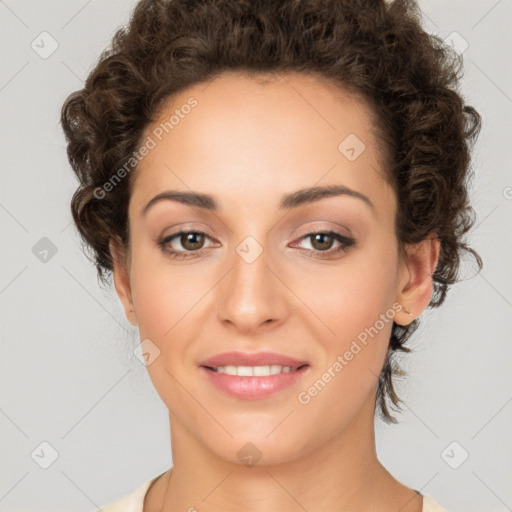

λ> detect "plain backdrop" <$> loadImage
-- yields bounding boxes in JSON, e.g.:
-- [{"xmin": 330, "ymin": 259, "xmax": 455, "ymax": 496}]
[{"xmin": 1, "ymin": 1, "xmax": 511, "ymax": 511}]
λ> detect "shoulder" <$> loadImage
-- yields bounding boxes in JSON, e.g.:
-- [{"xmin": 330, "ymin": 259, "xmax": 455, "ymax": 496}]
[
  {"xmin": 422, "ymin": 494, "xmax": 449, "ymax": 512},
  {"xmin": 94, "ymin": 475, "xmax": 161, "ymax": 512}
]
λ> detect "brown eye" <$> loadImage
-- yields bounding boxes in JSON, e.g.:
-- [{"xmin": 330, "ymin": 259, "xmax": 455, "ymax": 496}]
[
  {"xmin": 179, "ymin": 232, "xmax": 205, "ymax": 251},
  {"xmin": 291, "ymin": 230, "xmax": 355, "ymax": 259},
  {"xmin": 158, "ymin": 229, "xmax": 214, "ymax": 259},
  {"xmin": 309, "ymin": 233, "xmax": 335, "ymax": 251}
]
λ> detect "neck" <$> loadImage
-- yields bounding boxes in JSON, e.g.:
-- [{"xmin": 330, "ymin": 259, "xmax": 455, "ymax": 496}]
[{"xmin": 150, "ymin": 393, "xmax": 421, "ymax": 512}]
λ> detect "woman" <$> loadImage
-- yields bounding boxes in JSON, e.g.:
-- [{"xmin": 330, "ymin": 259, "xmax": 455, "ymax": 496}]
[{"xmin": 60, "ymin": 0, "xmax": 482, "ymax": 510}]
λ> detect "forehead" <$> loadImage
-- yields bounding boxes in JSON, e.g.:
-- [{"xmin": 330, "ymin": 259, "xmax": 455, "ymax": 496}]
[{"xmin": 130, "ymin": 70, "xmax": 394, "ymax": 218}]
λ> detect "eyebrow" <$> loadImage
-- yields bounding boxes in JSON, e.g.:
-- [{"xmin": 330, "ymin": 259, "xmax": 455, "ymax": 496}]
[{"xmin": 141, "ymin": 184, "xmax": 375, "ymax": 215}]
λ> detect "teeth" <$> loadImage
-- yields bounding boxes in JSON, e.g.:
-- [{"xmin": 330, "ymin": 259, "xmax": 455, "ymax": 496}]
[{"xmin": 213, "ymin": 365, "xmax": 294, "ymax": 376}]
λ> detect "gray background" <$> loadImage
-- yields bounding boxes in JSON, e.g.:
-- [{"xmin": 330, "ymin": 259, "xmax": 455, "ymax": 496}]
[{"xmin": 1, "ymin": 1, "xmax": 511, "ymax": 511}]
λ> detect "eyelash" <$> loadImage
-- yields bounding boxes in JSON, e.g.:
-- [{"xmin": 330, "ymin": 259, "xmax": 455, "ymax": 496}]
[{"xmin": 158, "ymin": 229, "xmax": 355, "ymax": 260}]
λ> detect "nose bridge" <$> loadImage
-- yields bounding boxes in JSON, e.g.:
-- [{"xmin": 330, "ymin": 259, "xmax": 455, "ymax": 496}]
[{"xmin": 217, "ymin": 233, "xmax": 286, "ymax": 331}]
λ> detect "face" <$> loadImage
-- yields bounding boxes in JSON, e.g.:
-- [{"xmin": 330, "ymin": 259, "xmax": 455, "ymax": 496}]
[{"xmin": 112, "ymin": 71, "xmax": 436, "ymax": 466}]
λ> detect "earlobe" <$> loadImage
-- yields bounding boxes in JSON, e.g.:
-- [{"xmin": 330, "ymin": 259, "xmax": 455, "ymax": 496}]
[
  {"xmin": 109, "ymin": 238, "xmax": 138, "ymax": 326},
  {"xmin": 395, "ymin": 234, "xmax": 440, "ymax": 326}
]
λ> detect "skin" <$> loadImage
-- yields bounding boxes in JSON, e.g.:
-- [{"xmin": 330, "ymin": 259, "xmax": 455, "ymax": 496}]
[{"xmin": 110, "ymin": 70, "xmax": 440, "ymax": 512}]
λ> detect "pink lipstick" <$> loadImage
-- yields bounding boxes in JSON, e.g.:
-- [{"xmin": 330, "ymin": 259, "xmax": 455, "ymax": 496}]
[{"xmin": 199, "ymin": 351, "xmax": 310, "ymax": 400}]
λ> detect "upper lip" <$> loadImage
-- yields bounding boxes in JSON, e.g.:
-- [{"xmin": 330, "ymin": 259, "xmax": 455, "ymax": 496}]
[{"xmin": 199, "ymin": 351, "xmax": 309, "ymax": 369}]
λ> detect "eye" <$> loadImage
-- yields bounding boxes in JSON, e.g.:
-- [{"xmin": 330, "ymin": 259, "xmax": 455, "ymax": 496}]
[
  {"xmin": 158, "ymin": 230, "xmax": 216, "ymax": 259},
  {"xmin": 291, "ymin": 230, "xmax": 355, "ymax": 258}
]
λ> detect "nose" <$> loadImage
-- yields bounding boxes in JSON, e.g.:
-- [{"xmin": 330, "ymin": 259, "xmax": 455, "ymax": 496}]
[{"xmin": 216, "ymin": 238, "xmax": 289, "ymax": 334}]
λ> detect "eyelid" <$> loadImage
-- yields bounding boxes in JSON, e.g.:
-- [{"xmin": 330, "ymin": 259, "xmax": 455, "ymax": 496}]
[
  {"xmin": 158, "ymin": 222, "xmax": 220, "ymax": 242},
  {"xmin": 292, "ymin": 221, "xmax": 352, "ymax": 238}
]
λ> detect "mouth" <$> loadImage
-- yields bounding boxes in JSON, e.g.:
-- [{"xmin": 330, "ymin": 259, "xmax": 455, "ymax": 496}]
[{"xmin": 198, "ymin": 352, "xmax": 310, "ymax": 399}]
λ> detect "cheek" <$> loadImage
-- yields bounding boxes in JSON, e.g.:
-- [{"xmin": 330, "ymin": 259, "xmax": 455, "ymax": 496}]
[
  {"xmin": 290, "ymin": 240, "xmax": 398, "ymax": 393},
  {"xmin": 293, "ymin": 276, "xmax": 395, "ymax": 432},
  {"xmin": 127, "ymin": 249, "xmax": 209, "ymax": 409},
  {"xmin": 128, "ymin": 242, "xmax": 212, "ymax": 338},
  {"xmin": 293, "ymin": 241, "xmax": 398, "ymax": 341}
]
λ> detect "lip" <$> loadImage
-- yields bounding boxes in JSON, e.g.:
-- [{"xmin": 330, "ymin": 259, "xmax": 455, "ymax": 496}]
[
  {"xmin": 199, "ymin": 351, "xmax": 309, "ymax": 369},
  {"xmin": 199, "ymin": 365, "xmax": 310, "ymax": 399},
  {"xmin": 198, "ymin": 351, "xmax": 310, "ymax": 400}
]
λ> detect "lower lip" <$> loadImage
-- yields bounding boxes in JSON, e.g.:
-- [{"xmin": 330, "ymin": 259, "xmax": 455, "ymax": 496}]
[{"xmin": 199, "ymin": 365, "xmax": 309, "ymax": 399}]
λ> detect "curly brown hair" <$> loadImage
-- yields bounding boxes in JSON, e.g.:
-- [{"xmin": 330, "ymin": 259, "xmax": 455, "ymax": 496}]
[{"xmin": 60, "ymin": 0, "xmax": 482, "ymax": 423}]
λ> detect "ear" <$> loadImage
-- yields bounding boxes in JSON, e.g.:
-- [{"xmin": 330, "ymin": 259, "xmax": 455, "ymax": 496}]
[
  {"xmin": 394, "ymin": 233, "xmax": 440, "ymax": 326},
  {"xmin": 109, "ymin": 237, "xmax": 138, "ymax": 326}
]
